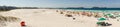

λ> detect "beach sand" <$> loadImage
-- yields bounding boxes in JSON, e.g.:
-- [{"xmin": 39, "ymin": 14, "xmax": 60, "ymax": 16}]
[{"xmin": 0, "ymin": 9, "xmax": 120, "ymax": 27}]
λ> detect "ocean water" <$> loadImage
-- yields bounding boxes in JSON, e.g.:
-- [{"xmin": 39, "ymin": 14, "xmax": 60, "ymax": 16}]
[{"xmin": 59, "ymin": 9, "xmax": 120, "ymax": 13}]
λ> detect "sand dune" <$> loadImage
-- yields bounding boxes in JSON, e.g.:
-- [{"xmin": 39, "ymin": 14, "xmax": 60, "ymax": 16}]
[{"xmin": 0, "ymin": 15, "xmax": 20, "ymax": 27}]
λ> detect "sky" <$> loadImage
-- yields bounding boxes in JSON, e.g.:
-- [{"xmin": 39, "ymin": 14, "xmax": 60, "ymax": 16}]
[{"xmin": 0, "ymin": 0, "xmax": 120, "ymax": 8}]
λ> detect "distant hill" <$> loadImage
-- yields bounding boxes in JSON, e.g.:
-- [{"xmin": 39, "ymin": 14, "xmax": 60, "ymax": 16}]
[
  {"xmin": 0, "ymin": 6, "xmax": 18, "ymax": 11},
  {"xmin": 0, "ymin": 6, "xmax": 120, "ymax": 10},
  {"xmin": 0, "ymin": 6, "xmax": 39, "ymax": 11},
  {"xmin": 56, "ymin": 7, "xmax": 120, "ymax": 10}
]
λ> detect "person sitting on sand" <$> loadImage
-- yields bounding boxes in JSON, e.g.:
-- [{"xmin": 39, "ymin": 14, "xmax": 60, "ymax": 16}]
[
  {"xmin": 116, "ymin": 17, "xmax": 120, "ymax": 21},
  {"xmin": 65, "ymin": 14, "xmax": 73, "ymax": 17},
  {"xmin": 81, "ymin": 12, "xmax": 87, "ymax": 15},
  {"xmin": 60, "ymin": 12, "xmax": 64, "ymax": 14},
  {"xmin": 86, "ymin": 12, "xmax": 93, "ymax": 17},
  {"xmin": 56, "ymin": 10, "xmax": 59, "ymax": 12},
  {"xmin": 94, "ymin": 14, "xmax": 100, "ymax": 18},
  {"xmin": 93, "ymin": 13, "xmax": 102, "ymax": 18}
]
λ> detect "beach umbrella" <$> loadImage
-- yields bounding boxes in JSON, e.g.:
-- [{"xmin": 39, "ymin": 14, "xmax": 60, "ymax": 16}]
[
  {"xmin": 98, "ymin": 17, "xmax": 107, "ymax": 21},
  {"xmin": 104, "ymin": 14, "xmax": 113, "ymax": 17},
  {"xmin": 107, "ymin": 14, "xmax": 113, "ymax": 16}
]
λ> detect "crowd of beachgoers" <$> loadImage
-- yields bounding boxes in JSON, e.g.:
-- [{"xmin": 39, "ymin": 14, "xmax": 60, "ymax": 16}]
[
  {"xmin": 56, "ymin": 10, "xmax": 120, "ymax": 19},
  {"xmin": 56, "ymin": 10, "xmax": 120, "ymax": 27}
]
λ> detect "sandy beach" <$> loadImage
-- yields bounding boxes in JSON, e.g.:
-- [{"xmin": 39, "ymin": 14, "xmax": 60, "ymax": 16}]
[{"xmin": 0, "ymin": 9, "xmax": 120, "ymax": 27}]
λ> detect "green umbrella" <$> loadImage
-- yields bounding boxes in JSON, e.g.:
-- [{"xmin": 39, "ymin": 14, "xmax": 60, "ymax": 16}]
[
  {"xmin": 107, "ymin": 14, "xmax": 113, "ymax": 16},
  {"xmin": 104, "ymin": 14, "xmax": 113, "ymax": 17},
  {"xmin": 98, "ymin": 17, "xmax": 106, "ymax": 21},
  {"xmin": 96, "ymin": 22, "xmax": 101, "ymax": 24}
]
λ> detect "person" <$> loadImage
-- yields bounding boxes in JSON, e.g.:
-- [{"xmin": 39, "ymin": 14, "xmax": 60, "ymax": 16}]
[
  {"xmin": 20, "ymin": 21, "xmax": 26, "ymax": 27},
  {"xmin": 60, "ymin": 12, "xmax": 63, "ymax": 14},
  {"xmin": 73, "ymin": 18, "xmax": 76, "ymax": 20},
  {"xmin": 116, "ymin": 17, "xmax": 120, "ymax": 21},
  {"xmin": 65, "ymin": 14, "xmax": 73, "ymax": 17}
]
